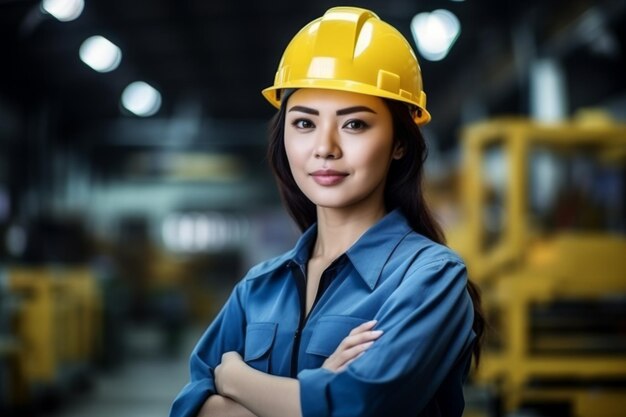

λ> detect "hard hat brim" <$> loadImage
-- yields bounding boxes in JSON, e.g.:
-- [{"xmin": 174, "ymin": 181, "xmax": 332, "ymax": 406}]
[{"xmin": 262, "ymin": 81, "xmax": 431, "ymax": 126}]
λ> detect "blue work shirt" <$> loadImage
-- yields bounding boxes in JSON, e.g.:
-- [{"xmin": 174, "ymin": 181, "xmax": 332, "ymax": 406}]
[{"xmin": 170, "ymin": 209, "xmax": 476, "ymax": 417}]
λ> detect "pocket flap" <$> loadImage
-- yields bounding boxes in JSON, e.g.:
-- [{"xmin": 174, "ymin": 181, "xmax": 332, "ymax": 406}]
[
  {"xmin": 306, "ymin": 315, "xmax": 368, "ymax": 357},
  {"xmin": 244, "ymin": 322, "xmax": 277, "ymax": 361}
]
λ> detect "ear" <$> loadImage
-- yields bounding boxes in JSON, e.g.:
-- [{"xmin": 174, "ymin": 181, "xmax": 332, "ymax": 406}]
[{"xmin": 392, "ymin": 142, "xmax": 405, "ymax": 160}]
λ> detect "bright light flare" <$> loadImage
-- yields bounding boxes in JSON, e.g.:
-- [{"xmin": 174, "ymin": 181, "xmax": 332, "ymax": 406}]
[
  {"xmin": 79, "ymin": 36, "xmax": 122, "ymax": 73},
  {"xmin": 121, "ymin": 81, "xmax": 162, "ymax": 117},
  {"xmin": 41, "ymin": 0, "xmax": 84, "ymax": 22},
  {"xmin": 411, "ymin": 9, "xmax": 461, "ymax": 61}
]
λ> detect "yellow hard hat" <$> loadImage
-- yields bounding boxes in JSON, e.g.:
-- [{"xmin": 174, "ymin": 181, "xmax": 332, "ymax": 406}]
[{"xmin": 262, "ymin": 6, "xmax": 431, "ymax": 125}]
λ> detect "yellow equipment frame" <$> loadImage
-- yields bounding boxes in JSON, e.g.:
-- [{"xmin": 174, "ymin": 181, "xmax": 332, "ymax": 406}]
[{"xmin": 454, "ymin": 115, "xmax": 626, "ymax": 417}]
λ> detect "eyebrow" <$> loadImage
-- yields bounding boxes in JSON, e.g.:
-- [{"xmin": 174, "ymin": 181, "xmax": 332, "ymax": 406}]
[
  {"xmin": 288, "ymin": 105, "xmax": 319, "ymax": 115},
  {"xmin": 336, "ymin": 106, "xmax": 377, "ymax": 116},
  {"xmin": 287, "ymin": 105, "xmax": 377, "ymax": 116}
]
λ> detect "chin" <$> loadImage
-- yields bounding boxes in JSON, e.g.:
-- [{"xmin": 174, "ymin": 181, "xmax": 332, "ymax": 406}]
[
  {"xmin": 300, "ymin": 188, "xmax": 348, "ymax": 205},
  {"xmin": 307, "ymin": 198, "xmax": 352, "ymax": 209}
]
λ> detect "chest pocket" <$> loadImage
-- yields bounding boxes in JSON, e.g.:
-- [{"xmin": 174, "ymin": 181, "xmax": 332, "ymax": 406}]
[
  {"xmin": 244, "ymin": 322, "xmax": 277, "ymax": 372},
  {"xmin": 306, "ymin": 315, "xmax": 368, "ymax": 358}
]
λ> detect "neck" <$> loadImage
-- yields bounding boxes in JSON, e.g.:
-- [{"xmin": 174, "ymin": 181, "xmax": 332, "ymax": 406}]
[{"xmin": 312, "ymin": 203, "xmax": 387, "ymax": 260}]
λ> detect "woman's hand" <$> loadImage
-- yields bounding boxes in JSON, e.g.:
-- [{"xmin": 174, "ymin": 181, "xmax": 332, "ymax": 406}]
[
  {"xmin": 322, "ymin": 319, "xmax": 383, "ymax": 372},
  {"xmin": 197, "ymin": 394, "xmax": 258, "ymax": 417},
  {"xmin": 215, "ymin": 351, "xmax": 244, "ymax": 397}
]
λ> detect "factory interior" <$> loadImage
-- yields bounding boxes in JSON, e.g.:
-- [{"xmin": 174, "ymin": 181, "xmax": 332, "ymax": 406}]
[{"xmin": 1, "ymin": 0, "xmax": 625, "ymax": 416}]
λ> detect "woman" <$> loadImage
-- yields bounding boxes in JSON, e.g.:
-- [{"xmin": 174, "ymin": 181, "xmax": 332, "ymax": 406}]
[{"xmin": 170, "ymin": 6, "xmax": 484, "ymax": 417}]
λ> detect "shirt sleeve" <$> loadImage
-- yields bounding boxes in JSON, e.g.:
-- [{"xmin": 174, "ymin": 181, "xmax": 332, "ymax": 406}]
[
  {"xmin": 169, "ymin": 282, "xmax": 247, "ymax": 417},
  {"xmin": 298, "ymin": 258, "xmax": 476, "ymax": 417}
]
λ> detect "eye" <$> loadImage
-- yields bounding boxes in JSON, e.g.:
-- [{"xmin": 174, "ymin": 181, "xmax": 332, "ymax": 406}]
[
  {"xmin": 291, "ymin": 118, "xmax": 315, "ymax": 129},
  {"xmin": 343, "ymin": 119, "xmax": 369, "ymax": 130}
]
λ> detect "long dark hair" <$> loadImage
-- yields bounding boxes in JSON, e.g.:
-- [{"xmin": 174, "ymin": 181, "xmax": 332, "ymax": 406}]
[{"xmin": 267, "ymin": 94, "xmax": 485, "ymax": 366}]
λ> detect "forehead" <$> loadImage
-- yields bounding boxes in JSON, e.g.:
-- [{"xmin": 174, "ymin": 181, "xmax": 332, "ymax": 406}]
[{"xmin": 287, "ymin": 88, "xmax": 386, "ymax": 111}]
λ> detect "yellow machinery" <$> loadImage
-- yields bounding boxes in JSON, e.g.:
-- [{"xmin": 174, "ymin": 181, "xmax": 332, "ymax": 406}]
[
  {"xmin": 2, "ymin": 266, "xmax": 102, "ymax": 409},
  {"xmin": 448, "ymin": 113, "xmax": 626, "ymax": 417}
]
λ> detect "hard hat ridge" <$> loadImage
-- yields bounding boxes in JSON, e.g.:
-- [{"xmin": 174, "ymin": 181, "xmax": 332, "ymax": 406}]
[{"xmin": 262, "ymin": 6, "xmax": 431, "ymax": 125}]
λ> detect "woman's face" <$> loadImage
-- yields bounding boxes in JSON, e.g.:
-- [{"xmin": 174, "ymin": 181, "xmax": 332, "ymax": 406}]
[{"xmin": 284, "ymin": 89, "xmax": 402, "ymax": 212}]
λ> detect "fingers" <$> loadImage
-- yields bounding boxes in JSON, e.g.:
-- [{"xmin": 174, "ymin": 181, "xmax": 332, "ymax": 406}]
[
  {"xmin": 340, "ymin": 330, "xmax": 383, "ymax": 351},
  {"xmin": 348, "ymin": 319, "xmax": 377, "ymax": 336},
  {"xmin": 341, "ymin": 324, "xmax": 383, "ymax": 351},
  {"xmin": 338, "ymin": 341, "xmax": 372, "ymax": 363},
  {"xmin": 221, "ymin": 351, "xmax": 243, "ymax": 364},
  {"xmin": 322, "ymin": 320, "xmax": 384, "ymax": 372},
  {"xmin": 337, "ymin": 337, "xmax": 376, "ymax": 362},
  {"xmin": 329, "ymin": 336, "xmax": 377, "ymax": 372},
  {"xmin": 337, "ymin": 351, "xmax": 366, "ymax": 372}
]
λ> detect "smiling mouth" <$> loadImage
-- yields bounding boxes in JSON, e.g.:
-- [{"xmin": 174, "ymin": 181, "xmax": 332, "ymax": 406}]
[{"xmin": 310, "ymin": 170, "xmax": 349, "ymax": 186}]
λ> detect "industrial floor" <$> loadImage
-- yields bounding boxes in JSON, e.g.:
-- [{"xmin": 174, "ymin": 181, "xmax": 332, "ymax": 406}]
[
  {"xmin": 49, "ymin": 325, "xmax": 201, "ymax": 417},
  {"xmin": 45, "ymin": 325, "xmax": 495, "ymax": 417}
]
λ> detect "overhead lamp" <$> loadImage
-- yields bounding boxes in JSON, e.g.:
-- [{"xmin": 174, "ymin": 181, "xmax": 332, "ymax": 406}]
[
  {"xmin": 41, "ymin": 0, "xmax": 84, "ymax": 22},
  {"xmin": 121, "ymin": 81, "xmax": 162, "ymax": 117},
  {"xmin": 411, "ymin": 9, "xmax": 461, "ymax": 61},
  {"xmin": 79, "ymin": 36, "xmax": 122, "ymax": 73}
]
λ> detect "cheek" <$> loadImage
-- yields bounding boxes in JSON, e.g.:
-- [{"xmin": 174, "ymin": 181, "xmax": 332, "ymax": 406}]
[
  {"xmin": 284, "ymin": 139, "xmax": 308, "ymax": 177},
  {"xmin": 284, "ymin": 132, "xmax": 305, "ymax": 157},
  {"xmin": 353, "ymin": 140, "xmax": 394, "ymax": 171}
]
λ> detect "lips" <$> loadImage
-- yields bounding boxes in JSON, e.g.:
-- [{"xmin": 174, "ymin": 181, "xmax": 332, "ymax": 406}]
[{"xmin": 310, "ymin": 169, "xmax": 349, "ymax": 186}]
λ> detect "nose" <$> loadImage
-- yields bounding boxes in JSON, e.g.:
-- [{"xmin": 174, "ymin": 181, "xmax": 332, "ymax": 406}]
[{"xmin": 314, "ymin": 126, "xmax": 342, "ymax": 159}]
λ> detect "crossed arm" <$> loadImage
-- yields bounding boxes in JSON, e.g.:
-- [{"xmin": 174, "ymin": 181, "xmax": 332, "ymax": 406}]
[{"xmin": 197, "ymin": 320, "xmax": 382, "ymax": 417}]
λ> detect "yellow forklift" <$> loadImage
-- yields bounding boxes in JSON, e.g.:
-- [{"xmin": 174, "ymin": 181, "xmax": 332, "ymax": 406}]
[
  {"xmin": 447, "ymin": 112, "xmax": 626, "ymax": 417},
  {"xmin": 1, "ymin": 265, "xmax": 102, "ymax": 411}
]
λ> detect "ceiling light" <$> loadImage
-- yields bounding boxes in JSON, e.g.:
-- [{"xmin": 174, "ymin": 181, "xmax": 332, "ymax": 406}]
[
  {"xmin": 121, "ymin": 81, "xmax": 162, "ymax": 117},
  {"xmin": 41, "ymin": 0, "xmax": 84, "ymax": 22},
  {"xmin": 411, "ymin": 9, "xmax": 461, "ymax": 61},
  {"xmin": 79, "ymin": 36, "xmax": 122, "ymax": 73}
]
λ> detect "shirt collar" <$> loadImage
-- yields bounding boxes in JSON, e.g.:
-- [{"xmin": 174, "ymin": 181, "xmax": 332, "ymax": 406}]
[
  {"xmin": 290, "ymin": 209, "xmax": 413, "ymax": 290},
  {"xmin": 291, "ymin": 223, "xmax": 318, "ymax": 267},
  {"xmin": 243, "ymin": 224, "xmax": 316, "ymax": 281},
  {"xmin": 345, "ymin": 209, "xmax": 413, "ymax": 289},
  {"xmin": 245, "ymin": 210, "xmax": 413, "ymax": 288}
]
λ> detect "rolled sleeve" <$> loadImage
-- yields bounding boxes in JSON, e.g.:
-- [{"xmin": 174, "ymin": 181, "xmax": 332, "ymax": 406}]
[
  {"xmin": 169, "ymin": 283, "xmax": 247, "ymax": 417},
  {"xmin": 298, "ymin": 367, "xmax": 335, "ymax": 417},
  {"xmin": 298, "ymin": 258, "xmax": 475, "ymax": 417}
]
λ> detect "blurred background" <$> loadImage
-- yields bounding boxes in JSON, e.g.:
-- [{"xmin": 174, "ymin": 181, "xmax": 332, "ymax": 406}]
[{"xmin": 0, "ymin": 0, "xmax": 625, "ymax": 416}]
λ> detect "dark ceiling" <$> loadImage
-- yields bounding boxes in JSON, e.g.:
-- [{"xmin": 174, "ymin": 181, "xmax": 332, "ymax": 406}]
[{"xmin": 1, "ymin": 0, "xmax": 626, "ymax": 156}]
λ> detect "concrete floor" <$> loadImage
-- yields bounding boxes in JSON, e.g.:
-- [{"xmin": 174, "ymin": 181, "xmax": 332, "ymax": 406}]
[
  {"xmin": 49, "ymin": 325, "xmax": 201, "ymax": 417},
  {"xmin": 41, "ymin": 324, "xmax": 497, "ymax": 417}
]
